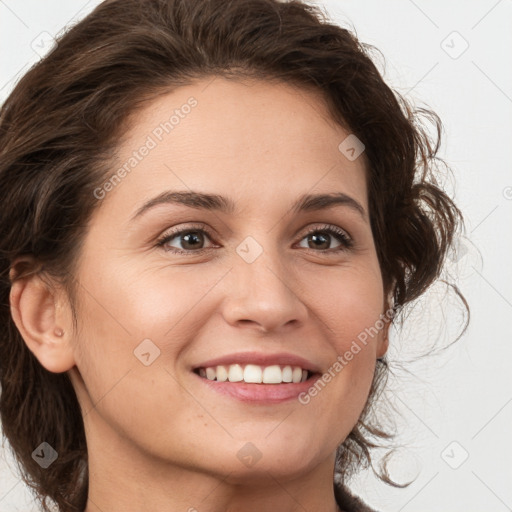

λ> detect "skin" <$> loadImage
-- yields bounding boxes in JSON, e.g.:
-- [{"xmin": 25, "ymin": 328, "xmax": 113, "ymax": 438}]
[{"xmin": 10, "ymin": 77, "xmax": 389, "ymax": 512}]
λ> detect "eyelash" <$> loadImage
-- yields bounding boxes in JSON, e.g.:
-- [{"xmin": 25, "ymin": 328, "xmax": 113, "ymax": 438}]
[{"xmin": 155, "ymin": 223, "xmax": 354, "ymax": 256}]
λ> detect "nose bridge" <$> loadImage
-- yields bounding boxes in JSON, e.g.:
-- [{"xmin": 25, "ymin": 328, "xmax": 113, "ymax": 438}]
[
  {"xmin": 235, "ymin": 234, "xmax": 292, "ymax": 300},
  {"xmin": 222, "ymin": 234, "xmax": 306, "ymax": 331}
]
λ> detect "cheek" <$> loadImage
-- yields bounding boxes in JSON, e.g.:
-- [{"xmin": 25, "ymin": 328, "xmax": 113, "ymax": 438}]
[
  {"xmin": 307, "ymin": 262, "xmax": 385, "ymax": 348},
  {"xmin": 69, "ymin": 261, "xmax": 229, "ymax": 410},
  {"xmin": 300, "ymin": 264, "xmax": 384, "ymax": 420},
  {"xmin": 89, "ymin": 259, "xmax": 229, "ymax": 337}
]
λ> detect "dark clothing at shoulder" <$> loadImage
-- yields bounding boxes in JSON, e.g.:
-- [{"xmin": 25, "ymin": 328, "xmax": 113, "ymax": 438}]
[{"xmin": 334, "ymin": 480, "xmax": 379, "ymax": 512}]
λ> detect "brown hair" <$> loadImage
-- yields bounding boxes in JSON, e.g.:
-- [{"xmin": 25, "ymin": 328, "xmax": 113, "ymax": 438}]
[{"xmin": 0, "ymin": 0, "xmax": 468, "ymax": 510}]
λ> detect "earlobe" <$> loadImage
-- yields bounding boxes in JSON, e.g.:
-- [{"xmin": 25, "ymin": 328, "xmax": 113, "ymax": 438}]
[
  {"xmin": 378, "ymin": 284, "xmax": 396, "ymax": 359},
  {"xmin": 9, "ymin": 265, "xmax": 76, "ymax": 374},
  {"xmin": 376, "ymin": 316, "xmax": 391, "ymax": 359},
  {"xmin": 376, "ymin": 332, "xmax": 389, "ymax": 359}
]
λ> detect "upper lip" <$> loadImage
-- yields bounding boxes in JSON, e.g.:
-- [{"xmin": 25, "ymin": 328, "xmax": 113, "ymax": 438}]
[{"xmin": 193, "ymin": 352, "xmax": 322, "ymax": 373}]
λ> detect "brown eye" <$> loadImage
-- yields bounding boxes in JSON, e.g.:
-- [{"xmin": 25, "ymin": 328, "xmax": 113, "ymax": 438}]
[
  {"xmin": 156, "ymin": 227, "xmax": 215, "ymax": 254},
  {"xmin": 297, "ymin": 225, "xmax": 353, "ymax": 252}
]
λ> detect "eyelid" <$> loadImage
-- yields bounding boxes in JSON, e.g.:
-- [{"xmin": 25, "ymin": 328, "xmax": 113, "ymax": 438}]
[
  {"xmin": 299, "ymin": 224, "xmax": 352, "ymax": 242},
  {"xmin": 296, "ymin": 224, "xmax": 354, "ymax": 251},
  {"xmin": 156, "ymin": 223, "xmax": 217, "ymax": 250},
  {"xmin": 156, "ymin": 222, "xmax": 354, "ymax": 254}
]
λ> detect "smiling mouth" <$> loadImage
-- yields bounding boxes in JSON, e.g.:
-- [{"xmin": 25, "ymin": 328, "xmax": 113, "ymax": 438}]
[{"xmin": 193, "ymin": 363, "xmax": 316, "ymax": 384}]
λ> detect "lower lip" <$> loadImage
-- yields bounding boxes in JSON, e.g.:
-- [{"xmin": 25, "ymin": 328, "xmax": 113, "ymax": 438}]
[{"xmin": 194, "ymin": 372, "xmax": 321, "ymax": 403}]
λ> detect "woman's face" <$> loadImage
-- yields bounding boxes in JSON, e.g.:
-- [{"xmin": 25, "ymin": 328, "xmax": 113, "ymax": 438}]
[{"xmin": 67, "ymin": 77, "xmax": 388, "ymax": 482}]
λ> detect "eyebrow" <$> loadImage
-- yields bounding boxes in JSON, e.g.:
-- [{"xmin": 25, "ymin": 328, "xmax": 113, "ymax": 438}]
[{"xmin": 130, "ymin": 190, "xmax": 367, "ymax": 222}]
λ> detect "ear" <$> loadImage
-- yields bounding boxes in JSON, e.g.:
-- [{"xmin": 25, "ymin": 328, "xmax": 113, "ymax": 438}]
[
  {"xmin": 376, "ymin": 320, "xmax": 390, "ymax": 359},
  {"xmin": 9, "ymin": 257, "xmax": 76, "ymax": 373},
  {"xmin": 376, "ymin": 284, "xmax": 396, "ymax": 359}
]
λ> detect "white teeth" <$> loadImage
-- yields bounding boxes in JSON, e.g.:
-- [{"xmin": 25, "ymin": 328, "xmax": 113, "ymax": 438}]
[
  {"xmin": 292, "ymin": 367, "xmax": 303, "ymax": 383},
  {"xmin": 216, "ymin": 365, "xmax": 228, "ymax": 382},
  {"xmin": 198, "ymin": 364, "xmax": 310, "ymax": 384},
  {"xmin": 282, "ymin": 365, "xmax": 293, "ymax": 382},
  {"xmin": 262, "ymin": 365, "xmax": 282, "ymax": 384},
  {"xmin": 228, "ymin": 363, "xmax": 244, "ymax": 382},
  {"xmin": 244, "ymin": 364, "xmax": 262, "ymax": 383}
]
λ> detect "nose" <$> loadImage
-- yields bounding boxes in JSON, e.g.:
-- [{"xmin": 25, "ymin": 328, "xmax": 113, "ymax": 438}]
[{"xmin": 221, "ymin": 243, "xmax": 309, "ymax": 333}]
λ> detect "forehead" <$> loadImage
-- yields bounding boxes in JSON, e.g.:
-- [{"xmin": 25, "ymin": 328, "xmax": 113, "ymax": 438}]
[{"xmin": 97, "ymin": 77, "xmax": 368, "ymax": 220}]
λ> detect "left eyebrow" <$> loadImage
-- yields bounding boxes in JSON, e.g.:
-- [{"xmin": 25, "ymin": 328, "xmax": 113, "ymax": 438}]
[
  {"xmin": 130, "ymin": 190, "xmax": 367, "ymax": 222},
  {"xmin": 291, "ymin": 192, "xmax": 367, "ymax": 220}
]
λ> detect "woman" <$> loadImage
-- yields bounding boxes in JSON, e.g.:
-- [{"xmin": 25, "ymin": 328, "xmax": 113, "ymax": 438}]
[{"xmin": 0, "ymin": 0, "xmax": 467, "ymax": 511}]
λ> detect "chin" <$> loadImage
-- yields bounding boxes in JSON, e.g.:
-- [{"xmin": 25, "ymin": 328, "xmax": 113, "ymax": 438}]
[{"xmin": 199, "ymin": 437, "xmax": 327, "ymax": 482}]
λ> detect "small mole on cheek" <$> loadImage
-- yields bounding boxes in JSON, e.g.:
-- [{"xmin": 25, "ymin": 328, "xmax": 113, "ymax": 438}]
[{"xmin": 195, "ymin": 414, "xmax": 208, "ymax": 427}]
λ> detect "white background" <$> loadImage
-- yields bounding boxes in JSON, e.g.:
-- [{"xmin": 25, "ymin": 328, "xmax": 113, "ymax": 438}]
[{"xmin": 1, "ymin": 1, "xmax": 511, "ymax": 511}]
